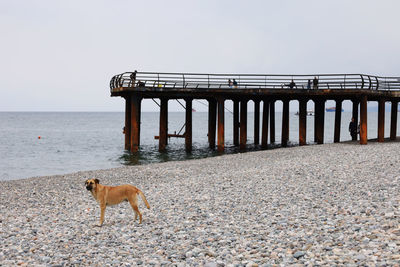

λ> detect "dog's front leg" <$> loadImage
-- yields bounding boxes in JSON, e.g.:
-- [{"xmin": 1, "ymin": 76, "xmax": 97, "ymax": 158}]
[{"xmin": 98, "ymin": 203, "xmax": 106, "ymax": 227}]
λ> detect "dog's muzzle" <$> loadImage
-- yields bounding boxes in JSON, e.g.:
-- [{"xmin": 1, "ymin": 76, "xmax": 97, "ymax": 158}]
[{"xmin": 86, "ymin": 185, "xmax": 92, "ymax": 191}]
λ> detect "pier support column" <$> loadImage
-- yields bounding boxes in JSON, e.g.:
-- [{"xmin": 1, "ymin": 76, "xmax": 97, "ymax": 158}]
[
  {"xmin": 270, "ymin": 100, "xmax": 276, "ymax": 143},
  {"xmin": 233, "ymin": 100, "xmax": 239, "ymax": 146},
  {"xmin": 299, "ymin": 99, "xmax": 307, "ymax": 146},
  {"xmin": 334, "ymin": 99, "xmax": 342, "ymax": 143},
  {"xmin": 185, "ymin": 98, "xmax": 192, "ymax": 152},
  {"xmin": 352, "ymin": 100, "xmax": 359, "ymax": 141},
  {"xmin": 159, "ymin": 98, "xmax": 168, "ymax": 152},
  {"xmin": 314, "ymin": 98, "xmax": 325, "ymax": 144},
  {"xmin": 390, "ymin": 100, "xmax": 398, "ymax": 140},
  {"xmin": 130, "ymin": 95, "xmax": 142, "ymax": 152},
  {"xmin": 261, "ymin": 100, "xmax": 269, "ymax": 148},
  {"xmin": 124, "ymin": 96, "xmax": 132, "ymax": 151},
  {"xmin": 217, "ymin": 98, "xmax": 225, "ymax": 152},
  {"xmin": 208, "ymin": 99, "xmax": 217, "ymax": 149},
  {"xmin": 254, "ymin": 100, "xmax": 260, "ymax": 145},
  {"xmin": 240, "ymin": 100, "xmax": 248, "ymax": 149},
  {"xmin": 360, "ymin": 95, "xmax": 368, "ymax": 145},
  {"xmin": 378, "ymin": 99, "xmax": 385, "ymax": 142},
  {"xmin": 281, "ymin": 99, "xmax": 289, "ymax": 147}
]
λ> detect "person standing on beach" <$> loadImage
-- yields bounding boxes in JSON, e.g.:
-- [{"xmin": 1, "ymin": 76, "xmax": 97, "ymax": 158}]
[
  {"xmin": 349, "ymin": 117, "xmax": 358, "ymax": 140},
  {"xmin": 313, "ymin": 76, "xmax": 319, "ymax": 89}
]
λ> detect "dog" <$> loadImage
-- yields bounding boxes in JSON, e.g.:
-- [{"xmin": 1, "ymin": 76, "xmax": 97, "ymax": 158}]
[{"xmin": 85, "ymin": 179, "xmax": 150, "ymax": 226}]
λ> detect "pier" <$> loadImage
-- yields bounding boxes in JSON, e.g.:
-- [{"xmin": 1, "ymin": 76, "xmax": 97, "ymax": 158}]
[{"xmin": 110, "ymin": 72, "xmax": 400, "ymax": 152}]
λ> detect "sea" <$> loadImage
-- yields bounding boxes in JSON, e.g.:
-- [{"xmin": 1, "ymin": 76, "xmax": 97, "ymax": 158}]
[{"xmin": 0, "ymin": 111, "xmax": 397, "ymax": 181}]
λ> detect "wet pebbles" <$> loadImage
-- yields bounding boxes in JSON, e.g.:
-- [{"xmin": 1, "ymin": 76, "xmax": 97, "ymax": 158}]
[{"xmin": 1, "ymin": 142, "xmax": 399, "ymax": 266}]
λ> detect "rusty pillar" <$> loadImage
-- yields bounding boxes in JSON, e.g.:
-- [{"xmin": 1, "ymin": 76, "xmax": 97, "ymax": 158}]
[
  {"xmin": 314, "ymin": 99, "xmax": 325, "ymax": 144},
  {"xmin": 281, "ymin": 99, "xmax": 289, "ymax": 147},
  {"xmin": 185, "ymin": 98, "xmax": 192, "ymax": 152},
  {"xmin": 217, "ymin": 98, "xmax": 225, "ymax": 152},
  {"xmin": 254, "ymin": 100, "xmax": 260, "ymax": 145},
  {"xmin": 299, "ymin": 99, "xmax": 307, "ymax": 146},
  {"xmin": 360, "ymin": 95, "xmax": 368, "ymax": 145},
  {"xmin": 124, "ymin": 96, "xmax": 132, "ymax": 151},
  {"xmin": 352, "ymin": 100, "xmax": 359, "ymax": 141},
  {"xmin": 270, "ymin": 100, "xmax": 276, "ymax": 143},
  {"xmin": 208, "ymin": 99, "xmax": 217, "ymax": 149},
  {"xmin": 233, "ymin": 100, "xmax": 239, "ymax": 146},
  {"xmin": 377, "ymin": 99, "xmax": 385, "ymax": 142},
  {"xmin": 334, "ymin": 99, "xmax": 342, "ymax": 143},
  {"xmin": 261, "ymin": 100, "xmax": 269, "ymax": 148},
  {"xmin": 390, "ymin": 101, "xmax": 398, "ymax": 140},
  {"xmin": 159, "ymin": 98, "xmax": 168, "ymax": 152},
  {"xmin": 130, "ymin": 95, "xmax": 142, "ymax": 152},
  {"xmin": 240, "ymin": 100, "xmax": 248, "ymax": 149}
]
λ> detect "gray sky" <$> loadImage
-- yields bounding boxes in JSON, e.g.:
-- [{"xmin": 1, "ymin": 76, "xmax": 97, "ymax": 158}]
[{"xmin": 1, "ymin": 0, "xmax": 399, "ymax": 112}]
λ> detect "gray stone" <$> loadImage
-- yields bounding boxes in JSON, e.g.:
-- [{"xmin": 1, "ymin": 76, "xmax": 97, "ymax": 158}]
[{"xmin": 293, "ymin": 251, "xmax": 306, "ymax": 259}]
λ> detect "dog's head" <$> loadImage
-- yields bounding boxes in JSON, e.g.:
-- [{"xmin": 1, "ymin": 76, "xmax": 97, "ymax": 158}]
[{"xmin": 85, "ymin": 179, "xmax": 99, "ymax": 191}]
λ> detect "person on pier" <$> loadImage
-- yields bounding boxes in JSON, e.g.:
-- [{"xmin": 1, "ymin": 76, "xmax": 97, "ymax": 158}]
[
  {"xmin": 233, "ymin": 79, "xmax": 238, "ymax": 88},
  {"xmin": 286, "ymin": 79, "xmax": 296, "ymax": 89},
  {"xmin": 130, "ymin": 70, "xmax": 137, "ymax": 87},
  {"xmin": 307, "ymin": 79, "xmax": 311, "ymax": 90},
  {"xmin": 313, "ymin": 77, "xmax": 319, "ymax": 89}
]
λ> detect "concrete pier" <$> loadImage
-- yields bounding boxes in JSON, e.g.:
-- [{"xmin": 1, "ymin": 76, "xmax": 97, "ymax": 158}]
[{"xmin": 110, "ymin": 72, "xmax": 400, "ymax": 153}]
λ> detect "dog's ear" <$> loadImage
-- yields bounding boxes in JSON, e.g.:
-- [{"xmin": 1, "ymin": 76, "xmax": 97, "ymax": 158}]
[
  {"xmin": 94, "ymin": 179, "xmax": 99, "ymax": 184},
  {"xmin": 85, "ymin": 180, "xmax": 88, "ymax": 185}
]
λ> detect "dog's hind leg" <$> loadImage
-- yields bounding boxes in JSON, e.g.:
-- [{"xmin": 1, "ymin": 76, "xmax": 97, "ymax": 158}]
[{"xmin": 128, "ymin": 197, "xmax": 142, "ymax": 224}]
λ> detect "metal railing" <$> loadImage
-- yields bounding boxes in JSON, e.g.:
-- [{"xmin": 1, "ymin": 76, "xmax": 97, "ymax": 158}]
[{"xmin": 110, "ymin": 72, "xmax": 400, "ymax": 92}]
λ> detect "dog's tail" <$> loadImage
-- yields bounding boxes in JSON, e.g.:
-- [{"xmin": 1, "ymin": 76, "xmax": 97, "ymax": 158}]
[{"xmin": 138, "ymin": 190, "xmax": 150, "ymax": 209}]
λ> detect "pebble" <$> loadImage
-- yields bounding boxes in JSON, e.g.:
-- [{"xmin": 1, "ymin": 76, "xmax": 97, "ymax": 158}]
[
  {"xmin": 293, "ymin": 251, "xmax": 306, "ymax": 259},
  {"xmin": 0, "ymin": 142, "xmax": 399, "ymax": 265}
]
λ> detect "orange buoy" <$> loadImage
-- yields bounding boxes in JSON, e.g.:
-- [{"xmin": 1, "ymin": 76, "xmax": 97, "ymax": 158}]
[{"xmin": 38, "ymin": 136, "xmax": 41, "ymax": 139}]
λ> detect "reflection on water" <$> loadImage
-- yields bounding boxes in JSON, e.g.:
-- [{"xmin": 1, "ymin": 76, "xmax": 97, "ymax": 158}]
[{"xmin": 117, "ymin": 142, "xmax": 289, "ymax": 166}]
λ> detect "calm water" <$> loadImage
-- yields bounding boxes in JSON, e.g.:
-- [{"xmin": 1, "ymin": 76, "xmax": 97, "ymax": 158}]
[{"xmin": 0, "ymin": 111, "xmax": 397, "ymax": 180}]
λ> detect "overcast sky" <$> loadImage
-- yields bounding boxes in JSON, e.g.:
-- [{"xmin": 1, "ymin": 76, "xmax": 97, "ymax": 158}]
[{"xmin": 1, "ymin": 0, "xmax": 399, "ymax": 112}]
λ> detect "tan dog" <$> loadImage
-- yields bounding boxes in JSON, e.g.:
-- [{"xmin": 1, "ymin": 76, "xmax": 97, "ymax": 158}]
[{"xmin": 85, "ymin": 179, "xmax": 150, "ymax": 226}]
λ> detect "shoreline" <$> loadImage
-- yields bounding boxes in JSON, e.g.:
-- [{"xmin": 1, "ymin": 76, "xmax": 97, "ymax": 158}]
[
  {"xmin": 1, "ymin": 142, "xmax": 399, "ymax": 265},
  {"xmin": 4, "ymin": 138, "xmax": 396, "ymax": 182}
]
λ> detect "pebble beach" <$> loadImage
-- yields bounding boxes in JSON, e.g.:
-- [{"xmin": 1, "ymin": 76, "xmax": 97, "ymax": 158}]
[{"xmin": 1, "ymin": 142, "xmax": 399, "ymax": 266}]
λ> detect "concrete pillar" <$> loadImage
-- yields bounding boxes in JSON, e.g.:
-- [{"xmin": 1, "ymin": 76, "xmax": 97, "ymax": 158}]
[
  {"xmin": 281, "ymin": 99, "xmax": 289, "ymax": 147},
  {"xmin": 314, "ymin": 99, "xmax": 325, "ymax": 144},
  {"xmin": 270, "ymin": 100, "xmax": 275, "ymax": 143},
  {"xmin": 352, "ymin": 100, "xmax": 359, "ymax": 141},
  {"xmin": 360, "ymin": 95, "xmax": 368, "ymax": 145},
  {"xmin": 334, "ymin": 99, "xmax": 342, "ymax": 143},
  {"xmin": 208, "ymin": 99, "xmax": 217, "ymax": 149},
  {"xmin": 124, "ymin": 96, "xmax": 131, "ymax": 151},
  {"xmin": 130, "ymin": 96, "xmax": 142, "ymax": 152},
  {"xmin": 299, "ymin": 99, "xmax": 307, "ymax": 146},
  {"xmin": 261, "ymin": 100, "xmax": 269, "ymax": 148},
  {"xmin": 390, "ymin": 101, "xmax": 398, "ymax": 140},
  {"xmin": 159, "ymin": 98, "xmax": 168, "ymax": 152},
  {"xmin": 254, "ymin": 100, "xmax": 260, "ymax": 145},
  {"xmin": 240, "ymin": 100, "xmax": 248, "ymax": 149},
  {"xmin": 217, "ymin": 98, "xmax": 225, "ymax": 152},
  {"xmin": 377, "ymin": 99, "xmax": 385, "ymax": 142},
  {"xmin": 233, "ymin": 100, "xmax": 239, "ymax": 146},
  {"xmin": 185, "ymin": 98, "xmax": 192, "ymax": 152}
]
